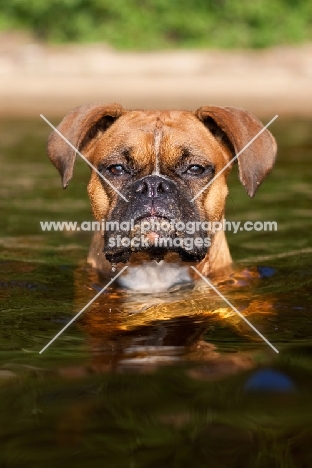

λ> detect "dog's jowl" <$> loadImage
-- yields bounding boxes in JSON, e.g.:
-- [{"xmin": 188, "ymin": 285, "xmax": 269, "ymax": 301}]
[{"xmin": 47, "ymin": 104, "xmax": 276, "ymax": 292}]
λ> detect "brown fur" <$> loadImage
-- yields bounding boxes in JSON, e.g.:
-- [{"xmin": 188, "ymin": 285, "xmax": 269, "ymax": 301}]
[{"xmin": 47, "ymin": 104, "xmax": 277, "ymax": 280}]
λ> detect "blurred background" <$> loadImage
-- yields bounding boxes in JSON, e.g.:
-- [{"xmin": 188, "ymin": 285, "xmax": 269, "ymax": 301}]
[
  {"xmin": 0, "ymin": 3, "xmax": 312, "ymax": 466},
  {"xmin": 0, "ymin": 0, "xmax": 312, "ymax": 117}
]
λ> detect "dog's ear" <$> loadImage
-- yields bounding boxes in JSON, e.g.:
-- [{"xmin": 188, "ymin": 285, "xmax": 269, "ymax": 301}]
[
  {"xmin": 47, "ymin": 103, "xmax": 126, "ymax": 188},
  {"xmin": 195, "ymin": 106, "xmax": 277, "ymax": 197}
]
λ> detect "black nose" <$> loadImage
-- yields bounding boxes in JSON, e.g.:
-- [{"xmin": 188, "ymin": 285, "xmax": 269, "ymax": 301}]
[{"xmin": 132, "ymin": 175, "xmax": 175, "ymax": 199}]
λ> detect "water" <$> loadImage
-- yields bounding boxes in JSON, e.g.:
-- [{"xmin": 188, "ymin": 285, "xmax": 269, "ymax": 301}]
[{"xmin": 0, "ymin": 117, "xmax": 311, "ymax": 467}]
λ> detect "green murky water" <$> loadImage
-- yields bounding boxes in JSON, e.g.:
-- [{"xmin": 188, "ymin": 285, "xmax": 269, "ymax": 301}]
[{"xmin": 0, "ymin": 117, "xmax": 311, "ymax": 467}]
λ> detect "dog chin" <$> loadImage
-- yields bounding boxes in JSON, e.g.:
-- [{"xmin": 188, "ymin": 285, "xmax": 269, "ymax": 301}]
[
  {"xmin": 104, "ymin": 247, "xmax": 206, "ymax": 264},
  {"xmin": 104, "ymin": 242, "xmax": 207, "ymax": 264}
]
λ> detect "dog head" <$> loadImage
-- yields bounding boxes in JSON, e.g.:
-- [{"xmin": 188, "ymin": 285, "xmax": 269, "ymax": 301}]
[{"xmin": 47, "ymin": 103, "xmax": 277, "ymax": 264}]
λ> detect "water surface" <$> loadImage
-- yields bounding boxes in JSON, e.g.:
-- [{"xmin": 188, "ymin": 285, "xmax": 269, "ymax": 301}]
[{"xmin": 0, "ymin": 118, "xmax": 311, "ymax": 467}]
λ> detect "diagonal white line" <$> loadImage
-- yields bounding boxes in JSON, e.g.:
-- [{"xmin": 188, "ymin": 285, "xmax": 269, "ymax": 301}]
[
  {"xmin": 191, "ymin": 266, "xmax": 279, "ymax": 353},
  {"xmin": 191, "ymin": 114, "xmax": 278, "ymax": 202},
  {"xmin": 40, "ymin": 114, "xmax": 129, "ymax": 202},
  {"xmin": 39, "ymin": 266, "xmax": 128, "ymax": 354}
]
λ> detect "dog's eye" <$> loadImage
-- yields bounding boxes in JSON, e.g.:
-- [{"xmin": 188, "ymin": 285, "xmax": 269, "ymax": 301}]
[
  {"xmin": 185, "ymin": 164, "xmax": 206, "ymax": 176},
  {"xmin": 108, "ymin": 164, "xmax": 125, "ymax": 176}
]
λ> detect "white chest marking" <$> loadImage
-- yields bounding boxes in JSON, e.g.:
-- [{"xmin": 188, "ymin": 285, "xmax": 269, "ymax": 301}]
[{"xmin": 118, "ymin": 260, "xmax": 192, "ymax": 293}]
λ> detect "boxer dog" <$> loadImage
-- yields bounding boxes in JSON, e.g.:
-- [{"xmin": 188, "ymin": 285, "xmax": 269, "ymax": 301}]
[{"xmin": 47, "ymin": 103, "xmax": 276, "ymax": 292}]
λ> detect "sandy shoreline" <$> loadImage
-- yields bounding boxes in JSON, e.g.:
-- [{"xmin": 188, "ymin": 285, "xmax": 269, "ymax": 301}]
[{"xmin": 1, "ymin": 34, "xmax": 312, "ymax": 118}]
